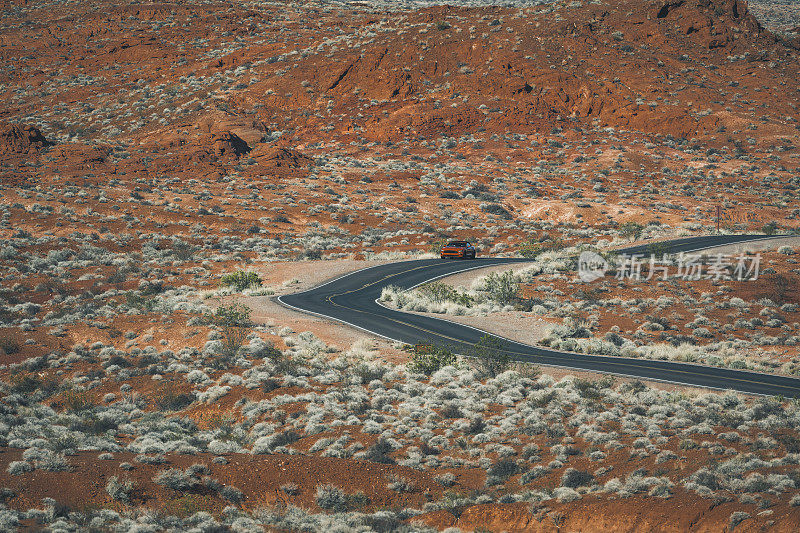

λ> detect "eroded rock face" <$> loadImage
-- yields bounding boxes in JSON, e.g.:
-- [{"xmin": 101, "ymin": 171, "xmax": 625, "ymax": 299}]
[
  {"xmin": 210, "ymin": 131, "xmax": 250, "ymax": 158},
  {"xmin": 0, "ymin": 124, "xmax": 51, "ymax": 154},
  {"xmin": 257, "ymin": 147, "xmax": 312, "ymax": 168}
]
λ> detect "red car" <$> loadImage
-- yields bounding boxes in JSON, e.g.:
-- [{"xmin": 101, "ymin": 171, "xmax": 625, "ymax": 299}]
[{"xmin": 440, "ymin": 241, "xmax": 477, "ymax": 259}]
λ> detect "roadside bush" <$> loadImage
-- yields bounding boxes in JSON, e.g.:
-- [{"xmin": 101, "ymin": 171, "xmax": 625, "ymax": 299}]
[
  {"xmin": 470, "ymin": 334, "xmax": 511, "ymax": 378},
  {"xmin": 429, "ymin": 238, "xmax": 449, "ymax": 255},
  {"xmin": 484, "ymin": 271, "xmax": 519, "ymax": 305},
  {"xmin": 619, "ymin": 221, "xmax": 644, "ymax": 240},
  {"xmin": 418, "ymin": 282, "xmax": 473, "ymax": 307},
  {"xmin": 221, "ymin": 271, "xmax": 263, "ymax": 291},
  {"xmin": 407, "ymin": 343, "xmax": 457, "ymax": 375}
]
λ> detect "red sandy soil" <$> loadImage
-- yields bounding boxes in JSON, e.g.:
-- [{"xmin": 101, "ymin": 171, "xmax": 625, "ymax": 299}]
[{"xmin": 1, "ymin": 0, "xmax": 800, "ymax": 530}]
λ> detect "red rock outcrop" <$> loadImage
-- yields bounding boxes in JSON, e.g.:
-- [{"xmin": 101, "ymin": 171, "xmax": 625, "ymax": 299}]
[
  {"xmin": 0, "ymin": 123, "xmax": 51, "ymax": 154},
  {"xmin": 253, "ymin": 147, "xmax": 313, "ymax": 174}
]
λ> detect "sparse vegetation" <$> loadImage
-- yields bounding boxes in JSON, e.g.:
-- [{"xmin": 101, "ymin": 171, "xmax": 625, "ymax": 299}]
[
  {"xmin": 1, "ymin": 0, "xmax": 799, "ymax": 529},
  {"xmin": 220, "ymin": 271, "xmax": 263, "ymax": 291},
  {"xmin": 469, "ymin": 334, "xmax": 511, "ymax": 377},
  {"xmin": 407, "ymin": 343, "xmax": 458, "ymax": 375}
]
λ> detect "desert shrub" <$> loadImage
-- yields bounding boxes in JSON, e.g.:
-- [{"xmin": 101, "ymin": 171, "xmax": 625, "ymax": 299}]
[
  {"xmin": 7, "ymin": 461, "xmax": 32, "ymax": 475},
  {"xmin": 205, "ymin": 303, "xmax": 252, "ymax": 366},
  {"xmin": 362, "ymin": 437, "xmax": 395, "ymax": 464},
  {"xmin": 440, "ymin": 403, "xmax": 462, "ymax": 419},
  {"xmin": 217, "ymin": 484, "xmax": 244, "ymax": 503},
  {"xmin": 483, "ymin": 271, "xmax": 520, "ymax": 305},
  {"xmin": 520, "ymin": 466, "xmax": 547, "ymax": 484},
  {"xmin": 170, "ymin": 239, "xmax": 197, "ymax": 261},
  {"xmin": 299, "ymin": 248, "xmax": 322, "ymax": 260},
  {"xmin": 63, "ymin": 390, "xmax": 94, "ymax": 412},
  {"xmin": 0, "ymin": 488, "xmax": 15, "ymax": 504},
  {"xmin": 554, "ymin": 487, "xmax": 581, "ymax": 502},
  {"xmin": 280, "ymin": 482, "xmax": 299, "ymax": 495},
  {"xmin": 386, "ymin": 474, "xmax": 416, "ymax": 493},
  {"xmin": 528, "ymin": 390, "xmax": 556, "ymax": 408},
  {"xmin": 418, "ymin": 282, "xmax": 473, "ymax": 306},
  {"xmin": 729, "ymin": 511, "xmax": 750, "ymax": 530},
  {"xmin": 0, "ymin": 337, "xmax": 20, "ymax": 355},
  {"xmin": 518, "ymin": 235, "xmax": 563, "ymax": 259},
  {"xmin": 486, "ymin": 458, "xmax": 519, "ymax": 485},
  {"xmin": 407, "ymin": 343, "xmax": 457, "ymax": 375},
  {"xmin": 9, "ymin": 373, "xmax": 42, "ymax": 394},
  {"xmin": 220, "ymin": 271, "xmax": 263, "ymax": 291},
  {"xmin": 469, "ymin": 334, "xmax": 511, "ymax": 378},
  {"xmin": 619, "ymin": 221, "xmax": 644, "ymax": 240},
  {"xmin": 429, "ymin": 238, "xmax": 449, "ymax": 254},
  {"xmin": 466, "ymin": 416, "xmax": 486, "ymax": 435},
  {"xmin": 152, "ymin": 382, "xmax": 195, "ymax": 411},
  {"xmin": 315, "ymin": 484, "xmax": 348, "ymax": 512},
  {"xmin": 106, "ymin": 476, "xmax": 134, "ymax": 503},
  {"xmin": 153, "ymin": 468, "xmax": 200, "ymax": 491},
  {"xmin": 125, "ymin": 291, "xmax": 157, "ymax": 312},
  {"xmin": 762, "ymin": 222, "xmax": 778, "ymax": 235},
  {"xmin": 573, "ymin": 376, "xmax": 615, "ymax": 400},
  {"xmin": 252, "ymin": 430, "xmax": 300, "ymax": 454},
  {"xmin": 560, "ymin": 468, "xmax": 594, "ymax": 489},
  {"xmin": 480, "ymin": 203, "xmax": 512, "ymax": 219},
  {"xmin": 435, "ymin": 473, "xmax": 456, "ymax": 487},
  {"xmin": 776, "ymin": 433, "xmax": 800, "ymax": 453}
]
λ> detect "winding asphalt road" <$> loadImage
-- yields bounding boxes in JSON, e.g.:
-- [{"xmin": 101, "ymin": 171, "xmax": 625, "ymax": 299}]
[{"xmin": 278, "ymin": 234, "xmax": 800, "ymax": 396}]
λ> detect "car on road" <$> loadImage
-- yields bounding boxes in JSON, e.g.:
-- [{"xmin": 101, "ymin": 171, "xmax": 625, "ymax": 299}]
[{"xmin": 440, "ymin": 241, "xmax": 476, "ymax": 259}]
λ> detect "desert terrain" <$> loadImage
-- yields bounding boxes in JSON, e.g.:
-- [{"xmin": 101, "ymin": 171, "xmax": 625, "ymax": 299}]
[{"xmin": 1, "ymin": 0, "xmax": 800, "ymax": 530}]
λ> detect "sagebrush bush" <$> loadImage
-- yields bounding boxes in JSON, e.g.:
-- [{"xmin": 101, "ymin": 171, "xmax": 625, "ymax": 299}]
[
  {"xmin": 315, "ymin": 484, "xmax": 348, "ymax": 512},
  {"xmin": 220, "ymin": 271, "xmax": 263, "ymax": 291},
  {"xmin": 106, "ymin": 476, "xmax": 134, "ymax": 503},
  {"xmin": 470, "ymin": 334, "xmax": 511, "ymax": 377},
  {"xmin": 6, "ymin": 461, "xmax": 31, "ymax": 475},
  {"xmin": 153, "ymin": 468, "xmax": 199, "ymax": 491},
  {"xmin": 560, "ymin": 468, "xmax": 594, "ymax": 488},
  {"xmin": 204, "ymin": 303, "xmax": 253, "ymax": 366},
  {"xmin": 483, "ymin": 271, "xmax": 520, "ymax": 305},
  {"xmin": 0, "ymin": 337, "xmax": 20, "ymax": 355},
  {"xmin": 407, "ymin": 343, "xmax": 457, "ymax": 375}
]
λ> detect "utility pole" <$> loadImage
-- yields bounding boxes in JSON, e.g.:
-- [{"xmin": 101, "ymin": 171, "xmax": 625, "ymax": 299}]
[{"xmin": 716, "ymin": 205, "xmax": 720, "ymax": 234}]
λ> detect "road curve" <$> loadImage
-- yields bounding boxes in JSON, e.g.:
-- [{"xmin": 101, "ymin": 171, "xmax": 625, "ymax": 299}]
[{"xmin": 278, "ymin": 234, "xmax": 800, "ymax": 396}]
